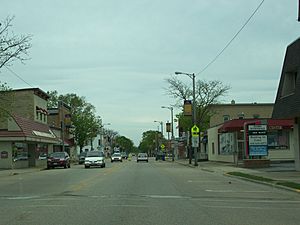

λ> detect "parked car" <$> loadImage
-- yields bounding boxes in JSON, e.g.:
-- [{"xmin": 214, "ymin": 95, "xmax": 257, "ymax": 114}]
[
  {"xmin": 155, "ymin": 151, "xmax": 165, "ymax": 161},
  {"xmin": 38, "ymin": 153, "xmax": 48, "ymax": 160},
  {"xmin": 121, "ymin": 152, "xmax": 128, "ymax": 159},
  {"xmin": 111, "ymin": 153, "xmax": 122, "ymax": 162},
  {"xmin": 78, "ymin": 151, "xmax": 87, "ymax": 164},
  {"xmin": 84, "ymin": 151, "xmax": 105, "ymax": 168},
  {"xmin": 47, "ymin": 152, "xmax": 70, "ymax": 169},
  {"xmin": 137, "ymin": 153, "xmax": 148, "ymax": 163}
]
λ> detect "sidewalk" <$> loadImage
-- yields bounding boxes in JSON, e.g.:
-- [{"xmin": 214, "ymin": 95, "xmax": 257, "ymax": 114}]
[
  {"xmin": 173, "ymin": 159, "xmax": 300, "ymax": 193},
  {"xmin": 0, "ymin": 167, "xmax": 46, "ymax": 178}
]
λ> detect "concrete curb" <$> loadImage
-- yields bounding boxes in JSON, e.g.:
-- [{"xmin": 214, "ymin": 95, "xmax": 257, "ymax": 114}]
[
  {"xmin": 171, "ymin": 159, "xmax": 300, "ymax": 194},
  {"xmin": 224, "ymin": 172, "xmax": 300, "ymax": 194}
]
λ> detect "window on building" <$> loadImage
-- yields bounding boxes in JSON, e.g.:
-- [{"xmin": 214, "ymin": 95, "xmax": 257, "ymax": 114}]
[
  {"xmin": 238, "ymin": 113, "xmax": 244, "ymax": 119},
  {"xmin": 268, "ymin": 130, "xmax": 289, "ymax": 150},
  {"xmin": 223, "ymin": 115, "xmax": 230, "ymax": 122},
  {"xmin": 40, "ymin": 113, "xmax": 43, "ymax": 121},
  {"xmin": 36, "ymin": 111, "xmax": 39, "ymax": 120},
  {"xmin": 253, "ymin": 114, "xmax": 260, "ymax": 119},
  {"xmin": 12, "ymin": 143, "xmax": 28, "ymax": 161},
  {"xmin": 281, "ymin": 71, "xmax": 297, "ymax": 98},
  {"xmin": 212, "ymin": 142, "xmax": 215, "ymax": 155}
]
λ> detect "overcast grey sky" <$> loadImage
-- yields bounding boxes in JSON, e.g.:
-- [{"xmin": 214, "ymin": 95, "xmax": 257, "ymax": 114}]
[{"xmin": 0, "ymin": 0, "xmax": 299, "ymax": 145}]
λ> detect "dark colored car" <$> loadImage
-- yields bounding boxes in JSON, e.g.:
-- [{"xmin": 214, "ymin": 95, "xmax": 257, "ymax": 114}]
[
  {"xmin": 47, "ymin": 152, "xmax": 71, "ymax": 169},
  {"xmin": 155, "ymin": 151, "xmax": 165, "ymax": 161},
  {"xmin": 78, "ymin": 151, "xmax": 87, "ymax": 164}
]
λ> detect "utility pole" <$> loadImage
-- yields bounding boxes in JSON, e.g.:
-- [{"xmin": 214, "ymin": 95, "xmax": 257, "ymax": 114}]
[
  {"xmin": 161, "ymin": 106, "xmax": 175, "ymax": 161},
  {"xmin": 175, "ymin": 72, "xmax": 198, "ymax": 166}
]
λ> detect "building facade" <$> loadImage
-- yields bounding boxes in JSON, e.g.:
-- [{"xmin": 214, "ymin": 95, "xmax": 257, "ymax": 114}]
[
  {"xmin": 273, "ymin": 37, "xmax": 300, "ymax": 171},
  {"xmin": 207, "ymin": 102, "xmax": 294, "ymax": 166},
  {"xmin": 0, "ymin": 88, "xmax": 59, "ymax": 169}
]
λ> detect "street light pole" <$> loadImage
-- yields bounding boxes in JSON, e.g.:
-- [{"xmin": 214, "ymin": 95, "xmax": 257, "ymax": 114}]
[
  {"xmin": 154, "ymin": 120, "xmax": 163, "ymax": 156},
  {"xmin": 154, "ymin": 120, "xmax": 163, "ymax": 137},
  {"xmin": 100, "ymin": 122, "xmax": 111, "ymax": 152},
  {"xmin": 175, "ymin": 71, "xmax": 198, "ymax": 166},
  {"xmin": 161, "ymin": 106, "xmax": 174, "ymax": 161}
]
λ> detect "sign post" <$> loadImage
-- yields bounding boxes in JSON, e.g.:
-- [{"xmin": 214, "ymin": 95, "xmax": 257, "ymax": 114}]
[
  {"xmin": 191, "ymin": 125, "xmax": 199, "ymax": 166},
  {"xmin": 248, "ymin": 125, "xmax": 268, "ymax": 157}
]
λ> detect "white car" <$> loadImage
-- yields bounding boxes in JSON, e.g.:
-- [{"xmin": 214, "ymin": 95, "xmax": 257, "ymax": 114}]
[
  {"xmin": 111, "ymin": 153, "xmax": 122, "ymax": 162},
  {"xmin": 137, "ymin": 153, "xmax": 148, "ymax": 163},
  {"xmin": 84, "ymin": 151, "xmax": 105, "ymax": 168}
]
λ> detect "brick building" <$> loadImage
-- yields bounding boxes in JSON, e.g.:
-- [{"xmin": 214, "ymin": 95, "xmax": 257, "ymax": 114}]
[{"xmin": 0, "ymin": 88, "xmax": 59, "ymax": 169}]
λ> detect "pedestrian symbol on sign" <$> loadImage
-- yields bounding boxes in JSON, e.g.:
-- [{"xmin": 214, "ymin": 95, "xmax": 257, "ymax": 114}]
[{"xmin": 191, "ymin": 125, "xmax": 199, "ymax": 137}]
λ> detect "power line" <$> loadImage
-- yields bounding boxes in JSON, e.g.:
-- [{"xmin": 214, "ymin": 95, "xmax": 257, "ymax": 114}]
[
  {"xmin": 196, "ymin": 0, "xmax": 265, "ymax": 76},
  {"xmin": 4, "ymin": 65, "xmax": 34, "ymax": 87}
]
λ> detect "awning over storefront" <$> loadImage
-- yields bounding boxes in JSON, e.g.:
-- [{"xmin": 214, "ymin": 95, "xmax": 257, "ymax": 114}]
[
  {"xmin": 0, "ymin": 114, "xmax": 60, "ymax": 144},
  {"xmin": 218, "ymin": 119, "xmax": 294, "ymax": 133}
]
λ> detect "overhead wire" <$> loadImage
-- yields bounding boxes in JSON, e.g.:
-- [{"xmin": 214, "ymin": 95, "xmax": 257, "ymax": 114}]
[
  {"xmin": 4, "ymin": 65, "xmax": 34, "ymax": 87},
  {"xmin": 196, "ymin": 0, "xmax": 265, "ymax": 76}
]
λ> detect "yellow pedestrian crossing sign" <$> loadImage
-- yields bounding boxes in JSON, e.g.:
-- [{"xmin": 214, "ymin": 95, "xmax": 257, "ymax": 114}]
[
  {"xmin": 191, "ymin": 125, "xmax": 200, "ymax": 137},
  {"xmin": 161, "ymin": 144, "xmax": 165, "ymax": 149}
]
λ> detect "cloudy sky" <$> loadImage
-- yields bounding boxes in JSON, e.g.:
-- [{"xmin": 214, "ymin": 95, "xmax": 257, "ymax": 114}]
[{"xmin": 0, "ymin": 0, "xmax": 299, "ymax": 145}]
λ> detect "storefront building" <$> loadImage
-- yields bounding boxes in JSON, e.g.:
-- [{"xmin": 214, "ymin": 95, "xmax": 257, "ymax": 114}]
[
  {"xmin": 0, "ymin": 114, "xmax": 59, "ymax": 169},
  {"xmin": 207, "ymin": 119, "xmax": 294, "ymax": 164}
]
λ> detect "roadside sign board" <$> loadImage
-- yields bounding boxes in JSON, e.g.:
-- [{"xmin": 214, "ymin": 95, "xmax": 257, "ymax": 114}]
[
  {"xmin": 191, "ymin": 125, "xmax": 199, "ymax": 137},
  {"xmin": 161, "ymin": 144, "xmax": 165, "ymax": 150},
  {"xmin": 192, "ymin": 136, "xmax": 199, "ymax": 147},
  {"xmin": 248, "ymin": 124, "xmax": 268, "ymax": 156}
]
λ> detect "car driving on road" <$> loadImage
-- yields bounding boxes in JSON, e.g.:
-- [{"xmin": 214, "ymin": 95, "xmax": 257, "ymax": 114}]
[
  {"xmin": 47, "ymin": 152, "xmax": 71, "ymax": 169},
  {"xmin": 137, "ymin": 153, "xmax": 148, "ymax": 163},
  {"xmin": 111, "ymin": 153, "xmax": 122, "ymax": 162},
  {"xmin": 84, "ymin": 151, "xmax": 105, "ymax": 168},
  {"xmin": 78, "ymin": 151, "xmax": 87, "ymax": 164}
]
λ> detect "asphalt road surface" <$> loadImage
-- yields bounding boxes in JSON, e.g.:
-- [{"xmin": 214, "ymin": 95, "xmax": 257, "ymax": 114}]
[{"xmin": 0, "ymin": 158, "xmax": 300, "ymax": 225}]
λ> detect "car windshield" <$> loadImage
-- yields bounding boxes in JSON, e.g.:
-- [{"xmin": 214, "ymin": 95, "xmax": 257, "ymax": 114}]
[
  {"xmin": 80, "ymin": 152, "xmax": 87, "ymax": 157},
  {"xmin": 112, "ymin": 153, "xmax": 121, "ymax": 157},
  {"xmin": 86, "ymin": 151, "xmax": 104, "ymax": 157},
  {"xmin": 49, "ymin": 152, "xmax": 65, "ymax": 158}
]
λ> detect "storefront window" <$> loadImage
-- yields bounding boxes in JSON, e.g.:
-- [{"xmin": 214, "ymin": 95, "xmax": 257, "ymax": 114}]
[
  {"xmin": 12, "ymin": 143, "xmax": 28, "ymax": 161},
  {"xmin": 37, "ymin": 144, "xmax": 48, "ymax": 159},
  {"xmin": 268, "ymin": 130, "xmax": 289, "ymax": 150}
]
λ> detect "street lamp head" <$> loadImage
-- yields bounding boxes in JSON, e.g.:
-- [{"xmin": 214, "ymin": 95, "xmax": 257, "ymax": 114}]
[{"xmin": 175, "ymin": 71, "xmax": 182, "ymax": 75}]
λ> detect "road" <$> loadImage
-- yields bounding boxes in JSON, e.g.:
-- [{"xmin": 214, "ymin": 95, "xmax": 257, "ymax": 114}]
[{"xmin": 0, "ymin": 158, "xmax": 300, "ymax": 225}]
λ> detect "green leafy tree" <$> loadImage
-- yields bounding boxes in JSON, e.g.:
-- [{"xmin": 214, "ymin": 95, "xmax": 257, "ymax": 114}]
[
  {"xmin": 47, "ymin": 91, "xmax": 101, "ymax": 151},
  {"xmin": 138, "ymin": 130, "xmax": 163, "ymax": 155},
  {"xmin": 114, "ymin": 136, "xmax": 134, "ymax": 152}
]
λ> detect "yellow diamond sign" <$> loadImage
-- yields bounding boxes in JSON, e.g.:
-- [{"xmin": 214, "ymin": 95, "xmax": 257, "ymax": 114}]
[{"xmin": 191, "ymin": 125, "xmax": 199, "ymax": 137}]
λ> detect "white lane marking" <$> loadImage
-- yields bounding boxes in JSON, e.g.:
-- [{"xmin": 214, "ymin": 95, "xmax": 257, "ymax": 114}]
[
  {"xmin": 188, "ymin": 180, "xmax": 219, "ymax": 183},
  {"xmin": 205, "ymin": 189, "xmax": 270, "ymax": 193},
  {"xmin": 144, "ymin": 195, "xmax": 191, "ymax": 199},
  {"xmin": 7, "ymin": 196, "xmax": 40, "ymax": 200},
  {"xmin": 23, "ymin": 205, "xmax": 67, "ymax": 208},
  {"xmin": 105, "ymin": 204, "xmax": 153, "ymax": 208}
]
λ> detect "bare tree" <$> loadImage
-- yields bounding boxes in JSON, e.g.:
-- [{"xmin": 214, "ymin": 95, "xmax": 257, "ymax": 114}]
[
  {"xmin": 165, "ymin": 76, "xmax": 230, "ymax": 131},
  {"xmin": 0, "ymin": 16, "xmax": 32, "ymax": 69}
]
